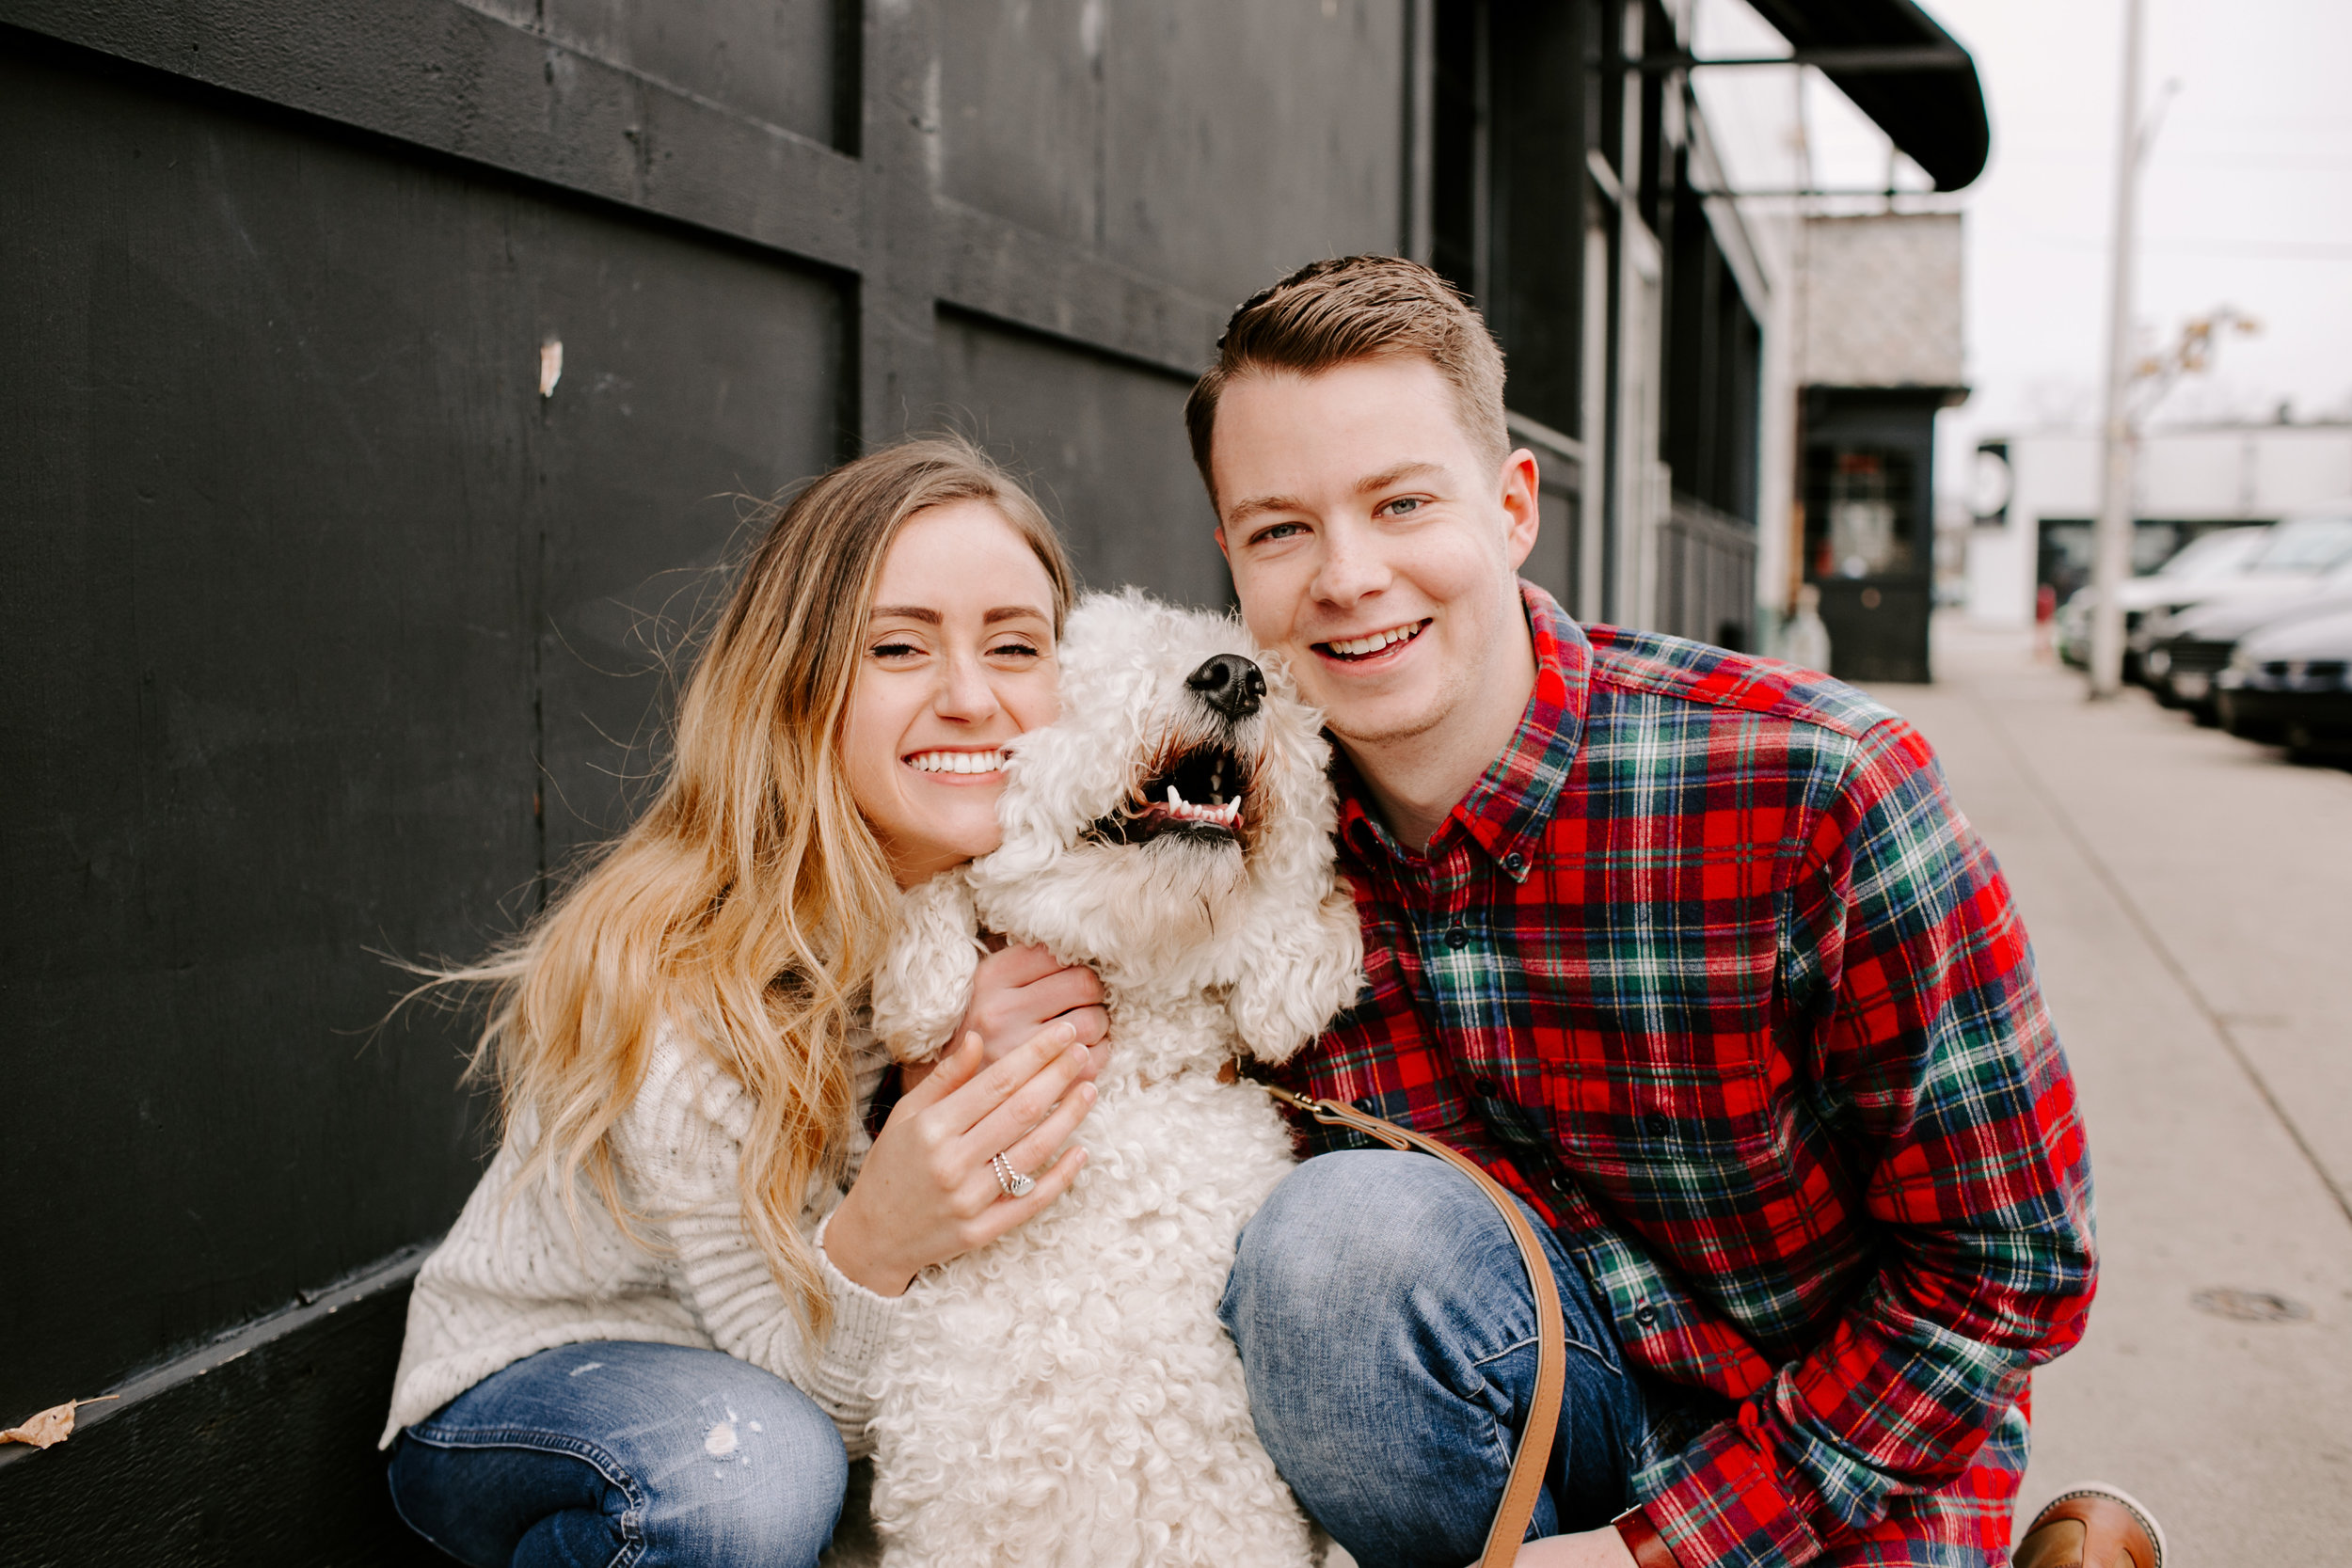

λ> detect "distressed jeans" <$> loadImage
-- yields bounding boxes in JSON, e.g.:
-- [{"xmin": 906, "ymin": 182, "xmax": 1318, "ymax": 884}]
[
  {"xmin": 388, "ymin": 1339, "xmax": 849, "ymax": 1568},
  {"xmin": 1219, "ymin": 1150, "xmax": 1659, "ymax": 1568}
]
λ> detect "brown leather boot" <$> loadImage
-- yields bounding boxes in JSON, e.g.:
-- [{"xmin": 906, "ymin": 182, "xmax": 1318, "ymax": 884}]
[{"xmin": 2013, "ymin": 1483, "xmax": 2167, "ymax": 1568}]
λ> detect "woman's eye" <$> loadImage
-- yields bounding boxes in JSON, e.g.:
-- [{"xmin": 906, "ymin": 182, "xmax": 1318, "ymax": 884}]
[
  {"xmin": 988, "ymin": 641, "xmax": 1041, "ymax": 660},
  {"xmin": 868, "ymin": 641, "xmax": 923, "ymax": 660}
]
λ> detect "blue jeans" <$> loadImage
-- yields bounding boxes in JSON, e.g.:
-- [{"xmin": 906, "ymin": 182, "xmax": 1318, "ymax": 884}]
[
  {"xmin": 1220, "ymin": 1150, "xmax": 1655, "ymax": 1568},
  {"xmin": 387, "ymin": 1340, "xmax": 849, "ymax": 1568}
]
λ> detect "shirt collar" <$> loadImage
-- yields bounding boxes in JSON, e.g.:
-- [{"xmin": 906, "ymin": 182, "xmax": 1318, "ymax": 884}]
[{"xmin": 1334, "ymin": 583, "xmax": 1590, "ymax": 882}]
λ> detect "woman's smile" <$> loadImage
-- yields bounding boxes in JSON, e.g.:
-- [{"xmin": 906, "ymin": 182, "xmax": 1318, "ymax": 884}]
[{"xmin": 903, "ymin": 747, "xmax": 1009, "ymax": 780}]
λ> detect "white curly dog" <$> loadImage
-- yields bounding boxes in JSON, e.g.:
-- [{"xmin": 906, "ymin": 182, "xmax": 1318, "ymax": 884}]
[{"xmin": 866, "ymin": 588, "xmax": 1364, "ymax": 1568}]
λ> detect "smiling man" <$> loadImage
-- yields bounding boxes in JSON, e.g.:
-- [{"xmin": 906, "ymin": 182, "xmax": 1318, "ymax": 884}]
[{"xmin": 1193, "ymin": 259, "xmax": 2141, "ymax": 1568}]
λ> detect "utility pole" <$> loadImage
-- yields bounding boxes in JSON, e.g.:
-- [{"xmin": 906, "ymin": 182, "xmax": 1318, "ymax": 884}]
[{"xmin": 2089, "ymin": 0, "xmax": 2148, "ymax": 698}]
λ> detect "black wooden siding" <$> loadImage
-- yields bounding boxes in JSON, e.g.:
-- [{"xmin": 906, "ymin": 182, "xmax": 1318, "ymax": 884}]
[
  {"xmin": 1, "ymin": 2, "xmax": 1772, "ymax": 1551},
  {"xmin": 0, "ymin": 0, "xmax": 1402, "ymax": 1449}
]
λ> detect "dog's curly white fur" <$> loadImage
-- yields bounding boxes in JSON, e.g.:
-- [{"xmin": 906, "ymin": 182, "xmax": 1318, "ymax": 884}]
[{"xmin": 867, "ymin": 589, "xmax": 1363, "ymax": 1568}]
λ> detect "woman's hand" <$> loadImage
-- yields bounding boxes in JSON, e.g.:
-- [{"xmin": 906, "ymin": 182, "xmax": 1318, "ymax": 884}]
[
  {"xmin": 822, "ymin": 1022, "xmax": 1096, "ymax": 1297},
  {"xmin": 905, "ymin": 942, "xmax": 1110, "ymax": 1092}
]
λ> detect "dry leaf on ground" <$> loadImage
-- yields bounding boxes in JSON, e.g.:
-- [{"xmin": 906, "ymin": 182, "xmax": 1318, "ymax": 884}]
[{"xmin": 2, "ymin": 1395, "xmax": 119, "ymax": 1449}]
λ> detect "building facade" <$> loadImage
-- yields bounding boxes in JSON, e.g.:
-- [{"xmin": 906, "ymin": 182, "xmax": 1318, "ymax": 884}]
[
  {"xmin": 1967, "ymin": 421, "xmax": 2352, "ymax": 622},
  {"xmin": 0, "ymin": 1, "xmax": 1987, "ymax": 1552},
  {"xmin": 1791, "ymin": 213, "xmax": 1968, "ymax": 682}
]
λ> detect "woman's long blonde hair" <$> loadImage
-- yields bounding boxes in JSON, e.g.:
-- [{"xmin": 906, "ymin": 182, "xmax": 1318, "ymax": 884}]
[{"xmin": 451, "ymin": 436, "xmax": 1074, "ymax": 1340}]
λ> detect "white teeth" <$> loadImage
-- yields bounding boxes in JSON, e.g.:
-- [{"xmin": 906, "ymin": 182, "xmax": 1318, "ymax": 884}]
[
  {"xmin": 907, "ymin": 750, "xmax": 1005, "ymax": 774},
  {"xmin": 1326, "ymin": 621, "xmax": 1427, "ymax": 657},
  {"xmin": 1154, "ymin": 792, "xmax": 1243, "ymax": 826}
]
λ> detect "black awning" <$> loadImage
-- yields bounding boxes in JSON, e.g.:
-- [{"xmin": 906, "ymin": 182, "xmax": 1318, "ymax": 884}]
[{"xmin": 1740, "ymin": 0, "xmax": 1991, "ymax": 191}]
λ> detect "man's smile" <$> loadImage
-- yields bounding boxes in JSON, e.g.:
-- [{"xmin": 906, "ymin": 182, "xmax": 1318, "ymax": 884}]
[{"xmin": 1312, "ymin": 618, "xmax": 1432, "ymax": 664}]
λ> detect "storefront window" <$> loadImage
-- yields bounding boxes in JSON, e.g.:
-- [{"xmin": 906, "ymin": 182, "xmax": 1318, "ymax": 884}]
[{"xmin": 1805, "ymin": 445, "xmax": 1916, "ymax": 579}]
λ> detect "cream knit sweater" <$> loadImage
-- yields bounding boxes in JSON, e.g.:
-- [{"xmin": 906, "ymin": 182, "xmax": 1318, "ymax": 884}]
[{"xmin": 380, "ymin": 1020, "xmax": 906, "ymax": 1456}]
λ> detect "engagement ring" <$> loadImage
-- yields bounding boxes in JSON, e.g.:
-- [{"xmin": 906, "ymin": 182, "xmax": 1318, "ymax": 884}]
[{"xmin": 990, "ymin": 1151, "xmax": 1035, "ymax": 1199}]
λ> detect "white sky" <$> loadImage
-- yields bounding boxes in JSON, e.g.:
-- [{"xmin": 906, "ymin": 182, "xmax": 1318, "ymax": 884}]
[{"xmin": 1697, "ymin": 0, "xmax": 2352, "ymax": 498}]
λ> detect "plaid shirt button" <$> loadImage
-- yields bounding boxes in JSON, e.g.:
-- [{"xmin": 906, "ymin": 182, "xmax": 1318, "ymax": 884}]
[
  {"xmin": 1635, "ymin": 1304, "xmax": 1659, "ymax": 1327},
  {"xmin": 1444, "ymin": 927, "xmax": 1470, "ymax": 949},
  {"xmin": 1471, "ymin": 1076, "xmax": 1500, "ymax": 1098},
  {"xmin": 1644, "ymin": 1113, "xmax": 1673, "ymax": 1137}
]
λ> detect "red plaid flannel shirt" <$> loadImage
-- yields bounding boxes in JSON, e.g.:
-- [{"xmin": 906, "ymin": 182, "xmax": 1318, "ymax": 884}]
[{"xmin": 1277, "ymin": 586, "xmax": 2097, "ymax": 1567}]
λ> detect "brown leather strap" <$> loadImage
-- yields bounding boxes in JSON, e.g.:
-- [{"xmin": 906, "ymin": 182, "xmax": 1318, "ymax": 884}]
[{"xmin": 1264, "ymin": 1086, "xmax": 1565, "ymax": 1568}]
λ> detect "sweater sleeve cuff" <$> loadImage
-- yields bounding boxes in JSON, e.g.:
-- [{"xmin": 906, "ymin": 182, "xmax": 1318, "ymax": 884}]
[
  {"xmin": 1639, "ymin": 1418, "xmax": 1826, "ymax": 1568},
  {"xmin": 812, "ymin": 1208, "xmax": 908, "ymax": 1364}
]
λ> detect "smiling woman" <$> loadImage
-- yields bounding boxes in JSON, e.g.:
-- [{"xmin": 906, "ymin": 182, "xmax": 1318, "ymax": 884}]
[
  {"xmin": 841, "ymin": 499, "xmax": 1066, "ymax": 887},
  {"xmin": 379, "ymin": 437, "xmax": 1115, "ymax": 1568}
]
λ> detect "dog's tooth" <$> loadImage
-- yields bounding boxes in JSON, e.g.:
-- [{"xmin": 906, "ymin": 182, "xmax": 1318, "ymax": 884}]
[{"xmin": 1167, "ymin": 784, "xmax": 1184, "ymax": 809}]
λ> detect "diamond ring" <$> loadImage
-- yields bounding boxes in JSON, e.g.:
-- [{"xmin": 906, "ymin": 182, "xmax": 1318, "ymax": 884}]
[{"xmin": 990, "ymin": 1151, "xmax": 1036, "ymax": 1199}]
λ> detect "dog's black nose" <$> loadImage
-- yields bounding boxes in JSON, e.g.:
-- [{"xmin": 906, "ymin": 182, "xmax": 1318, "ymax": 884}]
[{"xmin": 1186, "ymin": 653, "xmax": 1266, "ymax": 721}]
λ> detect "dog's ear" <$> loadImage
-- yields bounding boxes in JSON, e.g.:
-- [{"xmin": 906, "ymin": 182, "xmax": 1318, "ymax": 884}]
[
  {"xmin": 871, "ymin": 871, "xmax": 981, "ymax": 1063},
  {"xmin": 1226, "ymin": 877, "xmax": 1364, "ymax": 1064}
]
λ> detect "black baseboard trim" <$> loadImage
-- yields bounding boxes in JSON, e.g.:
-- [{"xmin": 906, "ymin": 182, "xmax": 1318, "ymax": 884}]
[{"xmin": 0, "ymin": 1246, "xmax": 452, "ymax": 1567}]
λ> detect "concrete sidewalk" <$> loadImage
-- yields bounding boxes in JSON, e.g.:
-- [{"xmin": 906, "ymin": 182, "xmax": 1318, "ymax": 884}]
[{"xmin": 1865, "ymin": 622, "xmax": 2352, "ymax": 1564}]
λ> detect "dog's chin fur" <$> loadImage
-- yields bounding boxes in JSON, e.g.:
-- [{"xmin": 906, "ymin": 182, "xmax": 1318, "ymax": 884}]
[
  {"xmin": 866, "ymin": 589, "xmax": 1364, "ymax": 1568},
  {"xmin": 1016, "ymin": 836, "xmax": 1248, "ymax": 955}
]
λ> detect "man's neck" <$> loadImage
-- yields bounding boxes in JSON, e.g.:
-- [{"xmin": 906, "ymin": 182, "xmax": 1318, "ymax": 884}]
[{"xmin": 1342, "ymin": 607, "xmax": 1539, "ymax": 853}]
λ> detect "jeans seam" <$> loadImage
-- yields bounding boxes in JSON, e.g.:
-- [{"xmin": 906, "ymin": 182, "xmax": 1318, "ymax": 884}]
[
  {"xmin": 1469, "ymin": 1324, "xmax": 1620, "ymax": 1378},
  {"xmin": 401, "ymin": 1424, "xmax": 650, "ymax": 1566},
  {"xmin": 387, "ymin": 1455, "xmax": 471, "ymax": 1565}
]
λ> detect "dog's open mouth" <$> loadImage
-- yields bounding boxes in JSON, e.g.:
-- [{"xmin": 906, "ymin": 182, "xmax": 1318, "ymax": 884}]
[{"xmin": 1083, "ymin": 740, "xmax": 1249, "ymax": 847}]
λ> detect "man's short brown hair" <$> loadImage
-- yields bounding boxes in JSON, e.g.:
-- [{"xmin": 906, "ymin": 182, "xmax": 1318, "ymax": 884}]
[{"xmin": 1184, "ymin": 255, "xmax": 1509, "ymax": 507}]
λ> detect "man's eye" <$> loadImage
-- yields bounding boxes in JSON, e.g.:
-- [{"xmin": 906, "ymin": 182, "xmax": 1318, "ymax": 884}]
[
  {"xmin": 1253, "ymin": 521, "xmax": 1308, "ymax": 545},
  {"xmin": 1381, "ymin": 497, "xmax": 1423, "ymax": 517}
]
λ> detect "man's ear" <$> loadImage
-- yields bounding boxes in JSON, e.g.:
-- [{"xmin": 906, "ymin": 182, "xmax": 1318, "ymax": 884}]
[
  {"xmin": 870, "ymin": 871, "xmax": 982, "ymax": 1064},
  {"xmin": 1214, "ymin": 524, "xmax": 1231, "ymax": 562},
  {"xmin": 1501, "ymin": 446, "xmax": 1542, "ymax": 572},
  {"xmin": 1226, "ymin": 879, "xmax": 1364, "ymax": 1065}
]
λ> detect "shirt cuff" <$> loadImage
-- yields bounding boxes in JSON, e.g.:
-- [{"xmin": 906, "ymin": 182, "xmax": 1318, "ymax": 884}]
[{"xmin": 1639, "ymin": 1416, "xmax": 1826, "ymax": 1568}]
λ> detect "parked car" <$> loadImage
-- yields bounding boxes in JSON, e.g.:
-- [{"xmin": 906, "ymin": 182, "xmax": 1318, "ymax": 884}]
[
  {"xmin": 2135, "ymin": 514, "xmax": 2352, "ymax": 698},
  {"xmin": 2053, "ymin": 523, "xmax": 2271, "ymax": 672},
  {"xmin": 2216, "ymin": 604, "xmax": 2352, "ymax": 757},
  {"xmin": 2143, "ymin": 556, "xmax": 2352, "ymax": 719}
]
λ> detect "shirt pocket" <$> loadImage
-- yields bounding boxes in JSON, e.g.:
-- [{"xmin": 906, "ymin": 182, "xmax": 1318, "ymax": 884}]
[{"xmin": 1538, "ymin": 1038, "xmax": 1788, "ymax": 1201}]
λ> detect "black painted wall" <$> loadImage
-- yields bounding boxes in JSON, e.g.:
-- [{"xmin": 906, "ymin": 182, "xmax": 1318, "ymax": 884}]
[
  {"xmin": 0, "ymin": 34, "xmax": 853, "ymax": 1426},
  {"xmin": 0, "ymin": 0, "xmax": 1406, "ymax": 1505}
]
